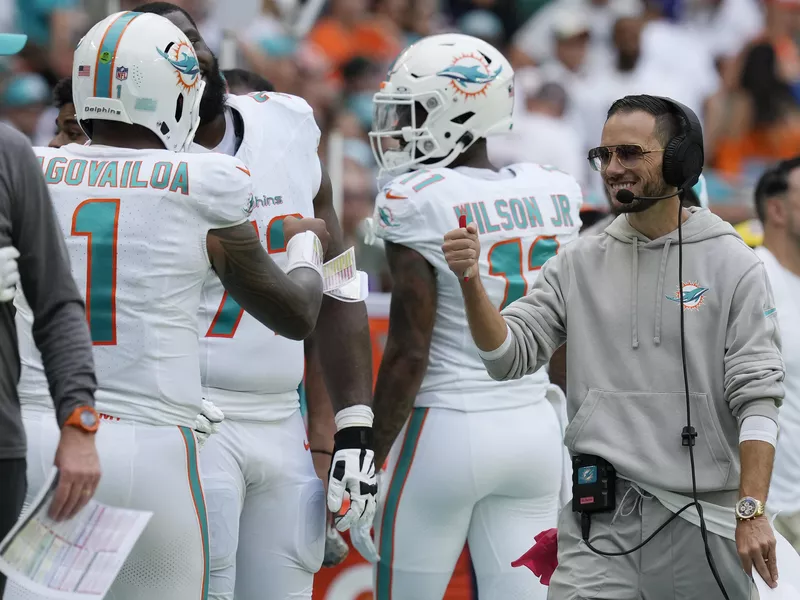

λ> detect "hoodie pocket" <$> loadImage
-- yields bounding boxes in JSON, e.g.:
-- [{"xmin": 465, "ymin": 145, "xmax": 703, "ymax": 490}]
[{"xmin": 564, "ymin": 389, "xmax": 734, "ymax": 493}]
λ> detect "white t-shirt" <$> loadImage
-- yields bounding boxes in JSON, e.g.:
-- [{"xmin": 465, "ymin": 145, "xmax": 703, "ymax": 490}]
[{"xmin": 757, "ymin": 247, "xmax": 800, "ymax": 514}]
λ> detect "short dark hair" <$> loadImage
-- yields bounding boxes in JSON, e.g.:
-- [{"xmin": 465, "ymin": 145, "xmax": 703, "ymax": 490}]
[
  {"xmin": 53, "ymin": 77, "xmax": 73, "ymax": 108},
  {"xmin": 131, "ymin": 2, "xmax": 198, "ymax": 28},
  {"xmin": 606, "ymin": 95, "xmax": 682, "ymax": 146},
  {"xmin": 222, "ymin": 68, "xmax": 274, "ymax": 93},
  {"xmin": 754, "ymin": 155, "xmax": 800, "ymax": 223}
]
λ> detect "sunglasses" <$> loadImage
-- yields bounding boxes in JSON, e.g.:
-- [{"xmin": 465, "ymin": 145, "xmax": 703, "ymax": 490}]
[{"xmin": 587, "ymin": 144, "xmax": 664, "ymax": 172}]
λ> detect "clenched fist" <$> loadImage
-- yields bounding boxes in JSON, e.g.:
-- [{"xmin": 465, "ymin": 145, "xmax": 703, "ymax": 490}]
[
  {"xmin": 283, "ymin": 216, "xmax": 331, "ymax": 255},
  {"xmin": 442, "ymin": 222, "xmax": 480, "ymax": 281}
]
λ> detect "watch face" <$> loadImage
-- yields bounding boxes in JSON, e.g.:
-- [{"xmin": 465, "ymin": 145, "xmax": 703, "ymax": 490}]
[
  {"xmin": 737, "ymin": 498, "xmax": 757, "ymax": 518},
  {"xmin": 80, "ymin": 410, "xmax": 97, "ymax": 428}
]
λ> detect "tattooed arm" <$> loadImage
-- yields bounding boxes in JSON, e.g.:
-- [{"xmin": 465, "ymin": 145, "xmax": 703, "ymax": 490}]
[
  {"xmin": 307, "ymin": 168, "xmax": 374, "ymax": 412},
  {"xmin": 372, "ymin": 242, "xmax": 437, "ymax": 468},
  {"xmin": 206, "ymin": 220, "xmax": 326, "ymax": 340}
]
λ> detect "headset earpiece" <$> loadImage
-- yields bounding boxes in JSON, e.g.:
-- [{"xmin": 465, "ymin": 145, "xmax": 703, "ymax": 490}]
[
  {"xmin": 662, "ymin": 134, "xmax": 686, "ymax": 189},
  {"xmin": 655, "ymin": 97, "xmax": 704, "ymax": 191}
]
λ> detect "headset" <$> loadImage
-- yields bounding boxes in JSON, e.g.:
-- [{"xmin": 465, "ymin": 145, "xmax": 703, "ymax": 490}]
[{"xmin": 584, "ymin": 97, "xmax": 730, "ymax": 599}]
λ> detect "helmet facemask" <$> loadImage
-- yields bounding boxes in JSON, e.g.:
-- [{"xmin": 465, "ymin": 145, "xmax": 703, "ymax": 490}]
[{"xmin": 370, "ymin": 89, "xmax": 456, "ymax": 175}]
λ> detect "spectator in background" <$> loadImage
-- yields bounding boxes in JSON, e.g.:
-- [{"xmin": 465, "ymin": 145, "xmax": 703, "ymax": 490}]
[
  {"xmin": 294, "ymin": 44, "xmax": 339, "ymax": 140},
  {"xmin": 457, "ymin": 9, "xmax": 506, "ymax": 49},
  {"xmin": 341, "ymin": 56, "xmax": 383, "ymax": 133},
  {"xmin": 49, "ymin": 76, "xmax": 86, "ymax": 148},
  {"xmin": 240, "ymin": 0, "xmax": 290, "ymax": 50},
  {"xmin": 488, "ymin": 81, "xmax": 585, "ymax": 183},
  {"xmin": 510, "ymin": 0, "xmax": 641, "ymax": 68},
  {"xmin": 15, "ymin": 0, "xmax": 85, "ymax": 82},
  {"xmin": 370, "ymin": 0, "xmax": 413, "ymax": 50},
  {"xmin": 240, "ymin": 34, "xmax": 300, "ymax": 95},
  {"xmin": 404, "ymin": 0, "xmax": 444, "ymax": 40},
  {"xmin": 533, "ymin": 9, "xmax": 593, "ymax": 149},
  {"xmin": 0, "ymin": 73, "xmax": 51, "ymax": 144},
  {"xmin": 223, "ymin": 68, "xmax": 275, "ymax": 94},
  {"xmin": 675, "ymin": 0, "xmax": 763, "ymax": 64},
  {"xmin": 637, "ymin": 0, "xmax": 721, "ymax": 116},
  {"xmin": 714, "ymin": 0, "xmax": 800, "ymax": 179},
  {"xmin": 755, "ymin": 156, "xmax": 800, "ymax": 553},
  {"xmin": 341, "ymin": 157, "xmax": 376, "ymax": 249},
  {"xmin": 308, "ymin": 0, "xmax": 403, "ymax": 75}
]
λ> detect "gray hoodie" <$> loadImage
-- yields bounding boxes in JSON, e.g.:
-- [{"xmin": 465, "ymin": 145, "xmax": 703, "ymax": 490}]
[{"xmin": 481, "ymin": 207, "xmax": 784, "ymax": 493}]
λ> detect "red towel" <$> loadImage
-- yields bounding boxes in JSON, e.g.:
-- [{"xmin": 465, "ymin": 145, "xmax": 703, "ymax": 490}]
[{"xmin": 511, "ymin": 528, "xmax": 559, "ymax": 586}]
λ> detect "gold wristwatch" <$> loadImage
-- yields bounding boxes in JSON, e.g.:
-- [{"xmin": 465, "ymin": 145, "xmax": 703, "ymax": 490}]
[{"xmin": 735, "ymin": 496, "xmax": 764, "ymax": 521}]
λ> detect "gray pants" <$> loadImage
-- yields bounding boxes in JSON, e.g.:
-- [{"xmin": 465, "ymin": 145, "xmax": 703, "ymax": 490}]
[{"xmin": 548, "ymin": 480, "xmax": 754, "ymax": 600}]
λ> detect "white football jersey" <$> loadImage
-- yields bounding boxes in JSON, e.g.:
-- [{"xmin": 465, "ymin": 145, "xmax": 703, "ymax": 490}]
[
  {"xmin": 15, "ymin": 143, "xmax": 253, "ymax": 427},
  {"xmin": 374, "ymin": 164, "xmax": 582, "ymax": 411},
  {"xmin": 196, "ymin": 92, "xmax": 322, "ymax": 421}
]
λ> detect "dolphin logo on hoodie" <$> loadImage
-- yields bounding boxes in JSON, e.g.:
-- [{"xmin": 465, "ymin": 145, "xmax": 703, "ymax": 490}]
[{"xmin": 666, "ymin": 282, "xmax": 709, "ymax": 310}]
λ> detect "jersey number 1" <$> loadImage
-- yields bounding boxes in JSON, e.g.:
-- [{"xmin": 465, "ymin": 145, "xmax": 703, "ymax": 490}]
[
  {"xmin": 206, "ymin": 214, "xmax": 302, "ymax": 338},
  {"xmin": 488, "ymin": 235, "xmax": 559, "ymax": 309},
  {"xmin": 72, "ymin": 199, "xmax": 120, "ymax": 345}
]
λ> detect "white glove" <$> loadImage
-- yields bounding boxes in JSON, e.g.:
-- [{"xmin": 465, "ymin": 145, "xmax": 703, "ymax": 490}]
[
  {"xmin": 348, "ymin": 468, "xmax": 385, "ymax": 563},
  {"xmin": 0, "ymin": 246, "xmax": 20, "ymax": 303},
  {"xmin": 328, "ymin": 406, "xmax": 377, "ymax": 532},
  {"xmin": 350, "ymin": 519, "xmax": 380, "ymax": 563},
  {"xmin": 194, "ymin": 400, "xmax": 224, "ymax": 450}
]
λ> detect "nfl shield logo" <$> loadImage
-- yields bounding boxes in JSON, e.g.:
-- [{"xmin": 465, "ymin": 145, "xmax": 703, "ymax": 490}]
[{"xmin": 116, "ymin": 66, "xmax": 128, "ymax": 81}]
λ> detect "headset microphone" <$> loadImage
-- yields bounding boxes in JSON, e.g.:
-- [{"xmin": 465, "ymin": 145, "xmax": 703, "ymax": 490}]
[{"xmin": 615, "ymin": 189, "xmax": 681, "ymax": 204}]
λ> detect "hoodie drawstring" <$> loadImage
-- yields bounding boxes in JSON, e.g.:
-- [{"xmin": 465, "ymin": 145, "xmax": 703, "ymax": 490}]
[
  {"xmin": 611, "ymin": 482, "xmax": 653, "ymax": 525},
  {"xmin": 653, "ymin": 239, "xmax": 672, "ymax": 346},
  {"xmin": 631, "ymin": 237, "xmax": 639, "ymax": 349}
]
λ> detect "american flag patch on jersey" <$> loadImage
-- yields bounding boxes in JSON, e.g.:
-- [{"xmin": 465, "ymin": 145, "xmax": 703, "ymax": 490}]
[{"xmin": 78, "ymin": 65, "xmax": 91, "ymax": 77}]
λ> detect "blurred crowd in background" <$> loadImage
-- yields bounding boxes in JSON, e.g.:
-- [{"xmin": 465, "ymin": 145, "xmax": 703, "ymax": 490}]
[{"xmin": 1, "ymin": 0, "xmax": 799, "ymax": 291}]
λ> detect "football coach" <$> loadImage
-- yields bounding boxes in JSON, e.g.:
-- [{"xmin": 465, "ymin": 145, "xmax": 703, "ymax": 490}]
[{"xmin": 443, "ymin": 95, "xmax": 784, "ymax": 599}]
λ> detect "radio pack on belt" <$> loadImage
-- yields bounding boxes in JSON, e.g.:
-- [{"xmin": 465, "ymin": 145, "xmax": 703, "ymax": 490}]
[{"xmin": 571, "ymin": 454, "xmax": 616, "ymax": 514}]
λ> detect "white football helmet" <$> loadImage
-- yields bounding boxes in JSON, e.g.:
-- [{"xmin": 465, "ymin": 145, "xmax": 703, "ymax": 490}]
[
  {"xmin": 370, "ymin": 33, "xmax": 514, "ymax": 175},
  {"xmin": 72, "ymin": 11, "xmax": 205, "ymax": 152}
]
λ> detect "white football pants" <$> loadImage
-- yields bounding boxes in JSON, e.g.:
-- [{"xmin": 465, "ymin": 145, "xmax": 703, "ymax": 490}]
[
  {"xmin": 373, "ymin": 400, "xmax": 565, "ymax": 600},
  {"xmin": 200, "ymin": 409, "xmax": 326, "ymax": 600},
  {"xmin": 4, "ymin": 405, "xmax": 209, "ymax": 600}
]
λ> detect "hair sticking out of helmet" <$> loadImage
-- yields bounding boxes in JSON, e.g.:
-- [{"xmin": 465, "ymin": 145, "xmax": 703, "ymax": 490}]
[
  {"xmin": 369, "ymin": 33, "xmax": 514, "ymax": 176},
  {"xmin": 72, "ymin": 11, "xmax": 205, "ymax": 152}
]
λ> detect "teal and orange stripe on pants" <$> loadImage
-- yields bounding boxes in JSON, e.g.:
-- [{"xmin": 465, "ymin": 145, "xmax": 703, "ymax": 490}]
[
  {"xmin": 178, "ymin": 426, "xmax": 210, "ymax": 600},
  {"xmin": 375, "ymin": 407, "xmax": 429, "ymax": 600}
]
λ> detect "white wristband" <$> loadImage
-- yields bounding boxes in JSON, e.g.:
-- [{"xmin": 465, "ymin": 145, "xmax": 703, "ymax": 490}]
[
  {"xmin": 335, "ymin": 404, "xmax": 374, "ymax": 430},
  {"xmin": 476, "ymin": 324, "xmax": 513, "ymax": 361},
  {"xmin": 739, "ymin": 415, "xmax": 778, "ymax": 447},
  {"xmin": 285, "ymin": 231, "xmax": 324, "ymax": 278}
]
